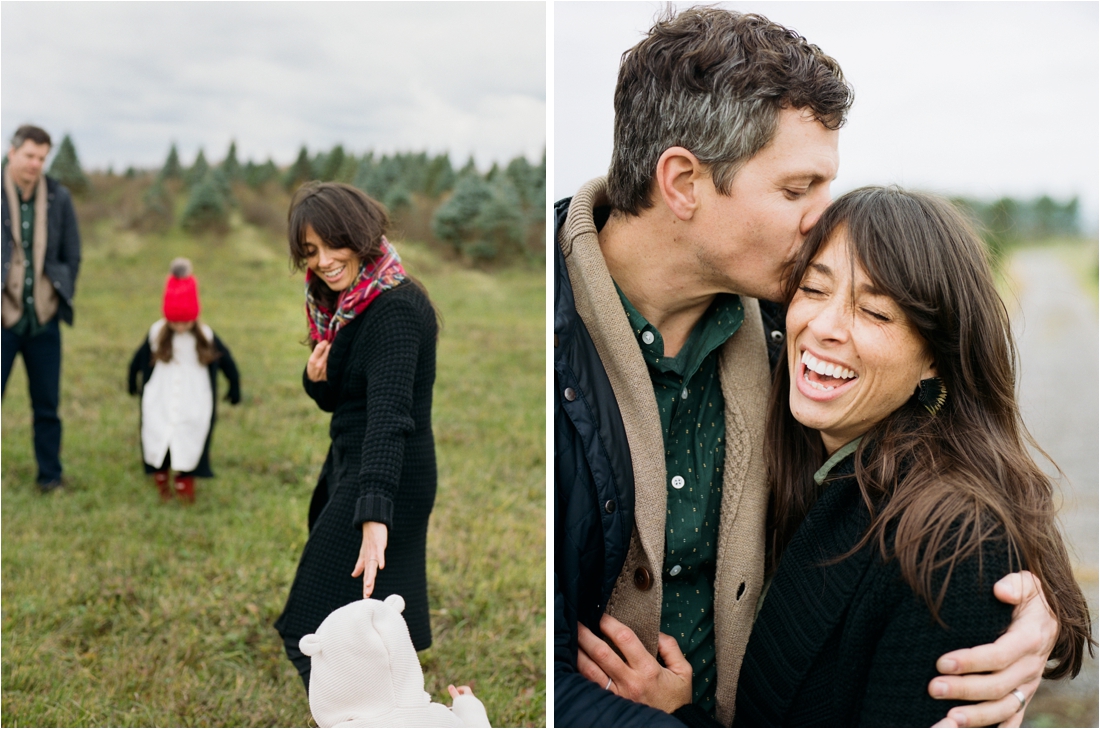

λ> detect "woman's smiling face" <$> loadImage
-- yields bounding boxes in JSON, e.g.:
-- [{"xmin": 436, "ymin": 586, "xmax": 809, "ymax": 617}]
[
  {"xmin": 786, "ymin": 231, "xmax": 936, "ymax": 454},
  {"xmin": 303, "ymin": 224, "xmax": 360, "ymax": 292}
]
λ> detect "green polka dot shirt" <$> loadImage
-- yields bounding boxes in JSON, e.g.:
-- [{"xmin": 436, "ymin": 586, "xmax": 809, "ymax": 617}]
[{"xmin": 616, "ymin": 284, "xmax": 744, "ymax": 715}]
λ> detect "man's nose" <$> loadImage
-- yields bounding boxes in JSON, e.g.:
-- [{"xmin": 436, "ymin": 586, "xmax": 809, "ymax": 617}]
[{"xmin": 801, "ymin": 188, "xmax": 832, "ymax": 235}]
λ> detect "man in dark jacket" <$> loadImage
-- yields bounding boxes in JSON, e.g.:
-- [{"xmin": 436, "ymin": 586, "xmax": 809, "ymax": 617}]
[
  {"xmin": 555, "ymin": 7, "xmax": 1059, "ymax": 728},
  {"xmin": 2, "ymin": 124, "xmax": 82, "ymax": 492}
]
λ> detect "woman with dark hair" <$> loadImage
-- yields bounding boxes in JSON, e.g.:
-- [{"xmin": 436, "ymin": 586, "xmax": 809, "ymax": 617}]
[
  {"xmin": 274, "ymin": 182, "xmax": 439, "ymax": 691},
  {"xmin": 734, "ymin": 186, "xmax": 1092, "ymax": 726}
]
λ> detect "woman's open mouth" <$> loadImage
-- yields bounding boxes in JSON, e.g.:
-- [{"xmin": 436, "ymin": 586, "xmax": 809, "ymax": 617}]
[
  {"xmin": 797, "ymin": 350, "xmax": 858, "ymax": 399},
  {"xmin": 320, "ymin": 264, "xmax": 347, "ymax": 282}
]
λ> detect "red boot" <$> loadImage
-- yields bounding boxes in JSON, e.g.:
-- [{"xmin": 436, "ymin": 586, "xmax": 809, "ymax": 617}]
[
  {"xmin": 153, "ymin": 470, "xmax": 172, "ymax": 502},
  {"xmin": 175, "ymin": 475, "xmax": 196, "ymax": 504}
]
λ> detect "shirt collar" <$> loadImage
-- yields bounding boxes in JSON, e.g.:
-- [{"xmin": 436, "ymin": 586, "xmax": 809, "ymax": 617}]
[
  {"xmin": 615, "ymin": 282, "xmax": 744, "ymax": 377},
  {"xmin": 813, "ymin": 436, "xmax": 863, "ymax": 486}
]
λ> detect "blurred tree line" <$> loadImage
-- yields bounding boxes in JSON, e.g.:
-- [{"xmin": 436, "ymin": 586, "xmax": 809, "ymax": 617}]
[
  {"xmin": 951, "ymin": 195, "xmax": 1083, "ymax": 263},
  {"xmin": 28, "ymin": 136, "xmax": 546, "ymax": 265}
]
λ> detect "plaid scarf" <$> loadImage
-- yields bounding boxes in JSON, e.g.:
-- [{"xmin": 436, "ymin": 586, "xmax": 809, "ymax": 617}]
[{"xmin": 305, "ymin": 236, "xmax": 407, "ymax": 343}]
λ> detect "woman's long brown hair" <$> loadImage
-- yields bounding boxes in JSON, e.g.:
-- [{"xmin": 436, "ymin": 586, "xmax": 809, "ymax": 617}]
[
  {"xmin": 152, "ymin": 319, "xmax": 220, "ymax": 365},
  {"xmin": 765, "ymin": 186, "xmax": 1093, "ymax": 679}
]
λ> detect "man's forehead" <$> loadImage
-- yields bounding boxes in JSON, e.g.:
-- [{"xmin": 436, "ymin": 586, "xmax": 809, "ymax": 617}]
[
  {"xmin": 12, "ymin": 141, "xmax": 50, "ymax": 155},
  {"xmin": 755, "ymin": 111, "xmax": 839, "ymax": 180}
]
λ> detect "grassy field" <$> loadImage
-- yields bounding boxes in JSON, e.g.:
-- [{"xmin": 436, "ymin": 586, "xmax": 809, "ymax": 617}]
[{"xmin": 1, "ymin": 210, "xmax": 546, "ymax": 725}]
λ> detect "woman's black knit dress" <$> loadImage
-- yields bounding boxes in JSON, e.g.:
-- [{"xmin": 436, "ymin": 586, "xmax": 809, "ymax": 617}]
[{"xmin": 275, "ymin": 282, "xmax": 437, "ymax": 687}]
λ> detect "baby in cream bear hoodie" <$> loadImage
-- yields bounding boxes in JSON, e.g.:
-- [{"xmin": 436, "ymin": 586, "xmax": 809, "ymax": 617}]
[{"xmin": 300, "ymin": 595, "xmax": 491, "ymax": 728}]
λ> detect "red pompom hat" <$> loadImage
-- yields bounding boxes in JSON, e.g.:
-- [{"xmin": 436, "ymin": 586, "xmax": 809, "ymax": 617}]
[{"xmin": 163, "ymin": 257, "xmax": 201, "ymax": 322}]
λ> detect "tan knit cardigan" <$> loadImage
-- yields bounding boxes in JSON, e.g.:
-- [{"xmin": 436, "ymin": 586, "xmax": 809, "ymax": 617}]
[
  {"xmin": 559, "ymin": 177, "xmax": 771, "ymax": 726},
  {"xmin": 2, "ymin": 167, "xmax": 58, "ymax": 328}
]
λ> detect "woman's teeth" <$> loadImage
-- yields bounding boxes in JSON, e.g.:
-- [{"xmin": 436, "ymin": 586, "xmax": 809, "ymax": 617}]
[
  {"xmin": 801, "ymin": 351, "xmax": 857, "ymax": 391},
  {"xmin": 323, "ymin": 265, "xmax": 346, "ymax": 280}
]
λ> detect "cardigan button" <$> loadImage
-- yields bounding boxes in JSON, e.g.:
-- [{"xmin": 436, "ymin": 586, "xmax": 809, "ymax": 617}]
[
  {"xmin": 633, "ymin": 567, "xmax": 652, "ymax": 591},
  {"xmin": 563, "ymin": 387, "xmax": 576, "ymax": 402},
  {"xmin": 604, "ymin": 499, "xmax": 615, "ymax": 514}
]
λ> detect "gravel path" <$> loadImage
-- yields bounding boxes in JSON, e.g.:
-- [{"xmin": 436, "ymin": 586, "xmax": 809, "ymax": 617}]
[{"xmin": 1008, "ymin": 246, "xmax": 1098, "ymax": 727}]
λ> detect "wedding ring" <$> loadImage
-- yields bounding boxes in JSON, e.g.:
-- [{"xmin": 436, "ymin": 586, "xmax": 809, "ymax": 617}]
[
  {"xmin": 605, "ymin": 678, "xmax": 613, "ymax": 691},
  {"xmin": 1011, "ymin": 688, "xmax": 1026, "ymax": 711}
]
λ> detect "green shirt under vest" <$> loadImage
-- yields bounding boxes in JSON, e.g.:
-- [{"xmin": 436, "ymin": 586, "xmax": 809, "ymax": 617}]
[
  {"xmin": 616, "ymin": 283, "xmax": 744, "ymax": 715},
  {"xmin": 10, "ymin": 191, "xmax": 46, "ymax": 338}
]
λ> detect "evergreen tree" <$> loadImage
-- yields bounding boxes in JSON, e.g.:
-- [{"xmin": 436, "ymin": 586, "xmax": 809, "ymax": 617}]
[
  {"xmin": 310, "ymin": 151, "xmax": 328, "ymax": 180},
  {"xmin": 181, "ymin": 171, "xmax": 230, "ymax": 234},
  {"xmin": 161, "ymin": 144, "xmax": 183, "ymax": 180},
  {"xmin": 352, "ymin": 153, "xmax": 376, "ymax": 193},
  {"xmin": 321, "ymin": 145, "xmax": 346, "ymax": 182},
  {"xmin": 222, "ymin": 140, "xmax": 242, "ymax": 180},
  {"xmin": 470, "ymin": 176, "xmax": 525, "ymax": 260},
  {"xmin": 532, "ymin": 149, "xmax": 547, "ymax": 222},
  {"xmin": 211, "ymin": 167, "xmax": 235, "ymax": 207},
  {"xmin": 47, "ymin": 135, "xmax": 89, "ymax": 194},
  {"xmin": 335, "ymin": 152, "xmax": 359, "ymax": 183},
  {"xmin": 186, "ymin": 149, "xmax": 209, "ymax": 187},
  {"xmin": 284, "ymin": 146, "xmax": 313, "ymax": 191},
  {"xmin": 457, "ymin": 155, "xmax": 479, "ymax": 179},
  {"xmin": 424, "ymin": 153, "xmax": 456, "ymax": 198},
  {"xmin": 141, "ymin": 179, "xmax": 174, "ymax": 231},
  {"xmin": 245, "ymin": 158, "xmax": 279, "ymax": 189},
  {"xmin": 357, "ymin": 154, "xmax": 402, "ymax": 201},
  {"xmin": 432, "ymin": 173, "xmax": 492, "ymax": 253}
]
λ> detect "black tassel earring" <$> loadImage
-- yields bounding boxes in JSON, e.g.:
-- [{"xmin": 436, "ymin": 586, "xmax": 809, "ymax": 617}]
[{"xmin": 916, "ymin": 377, "xmax": 947, "ymax": 416}]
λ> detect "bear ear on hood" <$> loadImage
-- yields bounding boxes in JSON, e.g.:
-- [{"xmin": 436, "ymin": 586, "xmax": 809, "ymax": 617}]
[
  {"xmin": 299, "ymin": 633, "xmax": 321, "ymax": 657},
  {"xmin": 384, "ymin": 594, "xmax": 405, "ymax": 614}
]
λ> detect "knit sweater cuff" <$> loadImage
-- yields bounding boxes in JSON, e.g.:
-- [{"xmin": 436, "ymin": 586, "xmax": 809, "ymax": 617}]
[{"xmin": 353, "ymin": 493, "xmax": 394, "ymax": 530}]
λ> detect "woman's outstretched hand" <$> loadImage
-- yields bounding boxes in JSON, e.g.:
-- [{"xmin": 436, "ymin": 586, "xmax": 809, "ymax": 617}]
[
  {"xmin": 307, "ymin": 340, "xmax": 331, "ymax": 382},
  {"xmin": 351, "ymin": 521, "xmax": 388, "ymax": 598}
]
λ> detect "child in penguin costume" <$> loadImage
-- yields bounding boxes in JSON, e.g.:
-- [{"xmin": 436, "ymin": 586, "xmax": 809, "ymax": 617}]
[
  {"xmin": 127, "ymin": 258, "xmax": 240, "ymax": 503},
  {"xmin": 300, "ymin": 595, "xmax": 491, "ymax": 727}
]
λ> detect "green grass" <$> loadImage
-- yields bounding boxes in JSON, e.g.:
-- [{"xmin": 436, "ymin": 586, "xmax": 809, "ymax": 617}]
[{"xmin": 1, "ymin": 213, "xmax": 545, "ymax": 726}]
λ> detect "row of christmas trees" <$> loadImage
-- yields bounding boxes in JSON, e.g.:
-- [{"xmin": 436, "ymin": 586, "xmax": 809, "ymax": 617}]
[{"xmin": 45, "ymin": 137, "xmax": 547, "ymax": 262}]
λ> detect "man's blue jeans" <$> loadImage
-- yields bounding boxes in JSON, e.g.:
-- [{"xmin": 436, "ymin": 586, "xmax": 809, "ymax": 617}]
[{"xmin": 2, "ymin": 318, "xmax": 63, "ymax": 484}]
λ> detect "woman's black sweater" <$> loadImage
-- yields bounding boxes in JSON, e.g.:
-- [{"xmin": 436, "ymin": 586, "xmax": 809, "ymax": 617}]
[
  {"xmin": 734, "ymin": 455, "xmax": 1014, "ymax": 727},
  {"xmin": 275, "ymin": 282, "xmax": 438, "ymax": 653}
]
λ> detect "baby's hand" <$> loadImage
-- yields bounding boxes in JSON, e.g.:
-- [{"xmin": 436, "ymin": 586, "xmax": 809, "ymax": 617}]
[
  {"xmin": 448, "ymin": 684, "xmax": 491, "ymax": 727},
  {"xmin": 448, "ymin": 684, "xmax": 474, "ymax": 699}
]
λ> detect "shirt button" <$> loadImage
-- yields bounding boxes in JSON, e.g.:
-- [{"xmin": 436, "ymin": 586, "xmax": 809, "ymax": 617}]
[
  {"xmin": 669, "ymin": 564, "xmax": 682, "ymax": 577},
  {"xmin": 22, "ymin": 221, "xmax": 29, "ymax": 228},
  {"xmin": 25, "ymin": 277, "xmax": 31, "ymax": 285},
  {"xmin": 671, "ymin": 475, "xmax": 685, "ymax": 489},
  {"xmin": 681, "ymin": 388, "xmax": 689, "ymax": 400},
  {"xmin": 641, "ymin": 331, "xmax": 655, "ymax": 345},
  {"xmin": 563, "ymin": 387, "xmax": 576, "ymax": 402},
  {"xmin": 27, "ymin": 295, "xmax": 33, "ymax": 303},
  {"xmin": 770, "ymin": 330, "xmax": 785, "ymax": 343}
]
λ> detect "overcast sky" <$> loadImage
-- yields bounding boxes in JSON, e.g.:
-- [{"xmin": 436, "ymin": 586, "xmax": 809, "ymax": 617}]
[
  {"xmin": 2, "ymin": 2, "xmax": 545, "ymax": 172},
  {"xmin": 555, "ymin": 1, "xmax": 1099, "ymax": 230}
]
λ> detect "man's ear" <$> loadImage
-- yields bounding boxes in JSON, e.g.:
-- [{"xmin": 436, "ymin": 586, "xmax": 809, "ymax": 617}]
[{"xmin": 654, "ymin": 147, "xmax": 703, "ymax": 221}]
